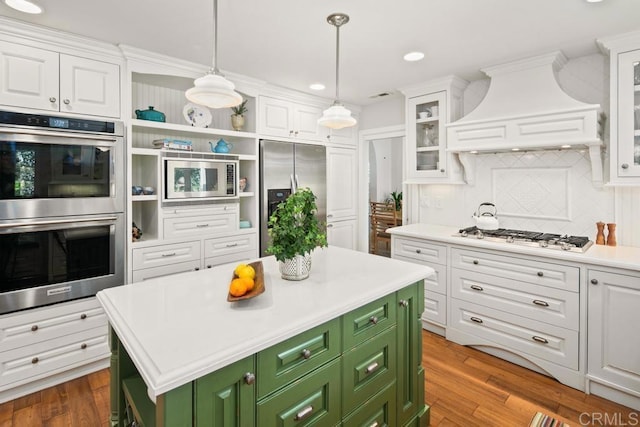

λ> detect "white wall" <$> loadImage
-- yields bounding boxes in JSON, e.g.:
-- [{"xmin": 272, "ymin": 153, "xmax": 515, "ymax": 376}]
[{"xmin": 359, "ymin": 96, "xmax": 405, "ymax": 130}]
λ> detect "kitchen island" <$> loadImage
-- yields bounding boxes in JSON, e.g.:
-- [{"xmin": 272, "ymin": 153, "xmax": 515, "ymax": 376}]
[{"xmin": 97, "ymin": 246, "xmax": 434, "ymax": 426}]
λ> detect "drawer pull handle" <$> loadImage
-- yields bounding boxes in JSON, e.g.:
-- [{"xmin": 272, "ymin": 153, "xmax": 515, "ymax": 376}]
[
  {"xmin": 470, "ymin": 317, "xmax": 483, "ymax": 324},
  {"xmin": 532, "ymin": 336, "xmax": 549, "ymax": 344},
  {"xmin": 301, "ymin": 348, "xmax": 312, "ymax": 359},
  {"xmin": 369, "ymin": 316, "xmax": 378, "ymax": 325},
  {"xmin": 196, "ymin": 224, "xmax": 210, "ymax": 228},
  {"xmin": 327, "ymin": 223, "xmax": 333, "ymax": 228},
  {"xmin": 294, "ymin": 405, "xmax": 313, "ymax": 421},
  {"xmin": 473, "ymin": 260, "xmax": 479, "ymax": 265},
  {"xmin": 31, "ymin": 325, "xmax": 38, "ymax": 332},
  {"xmin": 32, "ymin": 357, "xmax": 39, "ymax": 364},
  {"xmin": 161, "ymin": 252, "xmax": 176, "ymax": 257},
  {"xmin": 80, "ymin": 313, "xmax": 87, "ymax": 320},
  {"xmin": 399, "ymin": 299, "xmax": 408, "ymax": 308},
  {"xmin": 537, "ymin": 271, "xmax": 544, "ymax": 277},
  {"xmin": 369, "ymin": 423, "xmax": 379, "ymax": 427},
  {"xmin": 225, "ymin": 243, "xmax": 238, "ymax": 247},
  {"xmin": 470, "ymin": 285, "xmax": 484, "ymax": 292},
  {"xmin": 532, "ymin": 300, "xmax": 549, "ymax": 307},
  {"xmin": 590, "ymin": 279, "xmax": 598, "ymax": 285},
  {"xmin": 415, "ymin": 249, "xmax": 421, "ymax": 254},
  {"xmin": 81, "ymin": 343, "xmax": 87, "ymax": 350},
  {"xmin": 365, "ymin": 362, "xmax": 379, "ymax": 374},
  {"xmin": 243, "ymin": 372, "xmax": 255, "ymax": 385}
]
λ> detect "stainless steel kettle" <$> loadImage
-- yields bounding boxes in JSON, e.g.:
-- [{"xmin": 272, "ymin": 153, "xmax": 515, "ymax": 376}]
[{"xmin": 472, "ymin": 202, "xmax": 499, "ymax": 230}]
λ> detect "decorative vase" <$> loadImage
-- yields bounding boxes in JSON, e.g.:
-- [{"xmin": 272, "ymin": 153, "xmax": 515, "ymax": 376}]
[
  {"xmin": 279, "ymin": 253, "xmax": 312, "ymax": 281},
  {"xmin": 231, "ymin": 114, "xmax": 245, "ymax": 131}
]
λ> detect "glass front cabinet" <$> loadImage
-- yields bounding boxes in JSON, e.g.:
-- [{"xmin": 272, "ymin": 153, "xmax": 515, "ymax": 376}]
[{"xmin": 402, "ymin": 76, "xmax": 468, "ymax": 183}]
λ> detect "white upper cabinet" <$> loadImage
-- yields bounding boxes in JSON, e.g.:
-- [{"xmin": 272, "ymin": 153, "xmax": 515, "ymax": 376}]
[
  {"xmin": 258, "ymin": 96, "xmax": 327, "ymax": 141},
  {"xmin": 0, "ymin": 41, "xmax": 120, "ymax": 118}
]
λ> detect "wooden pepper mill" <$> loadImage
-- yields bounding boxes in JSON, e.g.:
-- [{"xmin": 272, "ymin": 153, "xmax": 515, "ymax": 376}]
[
  {"xmin": 606, "ymin": 223, "xmax": 617, "ymax": 246},
  {"xmin": 596, "ymin": 221, "xmax": 606, "ymax": 245}
]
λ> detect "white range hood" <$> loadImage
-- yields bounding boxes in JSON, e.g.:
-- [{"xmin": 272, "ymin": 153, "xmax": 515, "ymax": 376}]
[{"xmin": 446, "ymin": 51, "xmax": 604, "ymax": 186}]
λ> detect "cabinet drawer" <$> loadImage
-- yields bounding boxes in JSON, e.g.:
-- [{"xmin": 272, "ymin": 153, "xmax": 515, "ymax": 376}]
[
  {"xmin": 0, "ymin": 327, "xmax": 109, "ymax": 388},
  {"xmin": 451, "ymin": 248, "xmax": 579, "ymax": 292},
  {"xmin": 422, "ymin": 292, "xmax": 446, "ymax": 326},
  {"xmin": 343, "ymin": 294, "xmax": 397, "ymax": 351},
  {"xmin": 0, "ymin": 298, "xmax": 106, "ymax": 351},
  {"xmin": 342, "ymin": 326, "xmax": 396, "ymax": 415},
  {"xmin": 256, "ymin": 357, "xmax": 341, "ymax": 426},
  {"xmin": 164, "ymin": 213, "xmax": 237, "ymax": 239},
  {"xmin": 257, "ymin": 318, "xmax": 341, "ymax": 399},
  {"xmin": 204, "ymin": 233, "xmax": 257, "ymax": 258},
  {"xmin": 451, "ymin": 268, "xmax": 579, "ymax": 330},
  {"xmin": 450, "ymin": 299, "xmax": 578, "ymax": 369},
  {"xmin": 204, "ymin": 251, "xmax": 255, "ymax": 269},
  {"xmin": 163, "ymin": 204, "xmax": 238, "ymax": 217},
  {"xmin": 131, "ymin": 261, "xmax": 200, "ymax": 282},
  {"xmin": 132, "ymin": 241, "xmax": 200, "ymax": 270},
  {"xmin": 393, "ymin": 237, "xmax": 446, "ymax": 265},
  {"xmin": 342, "ymin": 381, "xmax": 396, "ymax": 427}
]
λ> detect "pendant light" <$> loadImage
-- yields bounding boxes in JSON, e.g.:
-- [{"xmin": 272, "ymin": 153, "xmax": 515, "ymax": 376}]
[
  {"xmin": 318, "ymin": 13, "xmax": 357, "ymax": 130},
  {"xmin": 185, "ymin": 0, "xmax": 242, "ymax": 108}
]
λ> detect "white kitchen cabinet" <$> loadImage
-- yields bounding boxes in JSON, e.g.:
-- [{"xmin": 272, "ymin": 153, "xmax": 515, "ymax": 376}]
[
  {"xmin": 401, "ymin": 76, "xmax": 468, "ymax": 183},
  {"xmin": 258, "ymin": 96, "xmax": 327, "ymax": 141},
  {"xmin": 132, "ymin": 240, "xmax": 201, "ymax": 271},
  {"xmin": 326, "ymin": 146, "xmax": 357, "ymax": 221},
  {"xmin": 327, "ymin": 218, "xmax": 357, "ymax": 250},
  {"xmin": 326, "ymin": 117, "xmax": 358, "ymax": 146},
  {"xmin": 587, "ymin": 269, "xmax": 640, "ymax": 410},
  {"xmin": 0, "ymin": 40, "xmax": 120, "ymax": 117}
]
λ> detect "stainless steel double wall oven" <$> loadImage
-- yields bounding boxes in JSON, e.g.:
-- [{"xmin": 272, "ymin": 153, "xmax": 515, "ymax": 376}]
[{"xmin": 0, "ymin": 110, "xmax": 125, "ymax": 314}]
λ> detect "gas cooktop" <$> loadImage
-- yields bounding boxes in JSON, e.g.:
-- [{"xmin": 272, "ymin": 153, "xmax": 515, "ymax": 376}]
[{"xmin": 456, "ymin": 226, "xmax": 593, "ymax": 253}]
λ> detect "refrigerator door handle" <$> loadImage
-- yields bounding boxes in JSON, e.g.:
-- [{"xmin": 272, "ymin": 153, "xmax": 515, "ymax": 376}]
[
  {"xmin": 295, "ymin": 174, "xmax": 300, "ymax": 191},
  {"xmin": 290, "ymin": 174, "xmax": 296, "ymax": 193}
]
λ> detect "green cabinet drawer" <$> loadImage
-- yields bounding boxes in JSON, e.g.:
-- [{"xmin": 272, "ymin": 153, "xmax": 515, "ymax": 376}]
[
  {"xmin": 195, "ymin": 355, "xmax": 256, "ymax": 427},
  {"xmin": 257, "ymin": 318, "xmax": 341, "ymax": 399},
  {"xmin": 342, "ymin": 326, "xmax": 397, "ymax": 416},
  {"xmin": 256, "ymin": 357, "xmax": 341, "ymax": 427},
  {"xmin": 343, "ymin": 294, "xmax": 397, "ymax": 350},
  {"xmin": 342, "ymin": 381, "xmax": 396, "ymax": 427}
]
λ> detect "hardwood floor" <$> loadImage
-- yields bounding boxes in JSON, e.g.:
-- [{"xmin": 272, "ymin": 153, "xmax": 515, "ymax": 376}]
[{"xmin": 0, "ymin": 330, "xmax": 637, "ymax": 426}]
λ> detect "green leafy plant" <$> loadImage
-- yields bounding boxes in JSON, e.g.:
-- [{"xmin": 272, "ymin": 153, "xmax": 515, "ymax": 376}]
[
  {"xmin": 230, "ymin": 99, "xmax": 248, "ymax": 116},
  {"xmin": 266, "ymin": 187, "xmax": 327, "ymax": 262},
  {"xmin": 386, "ymin": 191, "xmax": 403, "ymax": 211}
]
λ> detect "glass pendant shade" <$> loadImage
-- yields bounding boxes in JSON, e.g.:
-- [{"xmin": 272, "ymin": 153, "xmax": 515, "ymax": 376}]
[
  {"xmin": 318, "ymin": 103, "xmax": 356, "ymax": 129},
  {"xmin": 185, "ymin": 72, "xmax": 242, "ymax": 109}
]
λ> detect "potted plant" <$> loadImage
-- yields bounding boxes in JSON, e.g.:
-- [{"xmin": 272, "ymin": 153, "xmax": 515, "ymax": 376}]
[
  {"xmin": 387, "ymin": 190, "xmax": 403, "ymax": 212},
  {"xmin": 266, "ymin": 187, "xmax": 327, "ymax": 280},
  {"xmin": 230, "ymin": 99, "xmax": 248, "ymax": 131}
]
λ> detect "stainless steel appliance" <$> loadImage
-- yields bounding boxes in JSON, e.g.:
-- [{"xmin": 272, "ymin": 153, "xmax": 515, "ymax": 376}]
[
  {"xmin": 456, "ymin": 226, "xmax": 594, "ymax": 253},
  {"xmin": 0, "ymin": 110, "xmax": 125, "ymax": 314},
  {"xmin": 259, "ymin": 140, "xmax": 326, "ymax": 256},
  {"xmin": 163, "ymin": 153, "xmax": 238, "ymax": 203}
]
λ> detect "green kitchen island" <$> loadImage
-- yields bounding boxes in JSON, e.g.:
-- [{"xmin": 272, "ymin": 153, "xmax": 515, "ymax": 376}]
[{"xmin": 97, "ymin": 246, "xmax": 434, "ymax": 426}]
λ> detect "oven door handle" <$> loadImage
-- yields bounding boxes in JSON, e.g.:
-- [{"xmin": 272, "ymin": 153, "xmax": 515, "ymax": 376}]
[
  {"xmin": 0, "ymin": 216, "xmax": 118, "ymax": 233},
  {"xmin": 0, "ymin": 128, "xmax": 119, "ymax": 144}
]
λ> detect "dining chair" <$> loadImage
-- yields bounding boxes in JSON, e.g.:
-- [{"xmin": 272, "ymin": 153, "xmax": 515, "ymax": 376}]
[{"xmin": 369, "ymin": 201, "xmax": 400, "ymax": 256}]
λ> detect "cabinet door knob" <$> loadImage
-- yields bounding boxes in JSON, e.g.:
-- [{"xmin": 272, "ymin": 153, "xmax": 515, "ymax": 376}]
[
  {"xmin": 590, "ymin": 279, "xmax": 598, "ymax": 285},
  {"xmin": 81, "ymin": 343, "xmax": 87, "ymax": 350},
  {"xmin": 32, "ymin": 357, "xmax": 39, "ymax": 364},
  {"xmin": 243, "ymin": 372, "xmax": 255, "ymax": 385},
  {"xmin": 301, "ymin": 348, "xmax": 312, "ymax": 359},
  {"xmin": 415, "ymin": 249, "xmax": 421, "ymax": 254},
  {"xmin": 207, "ymin": 265, "xmax": 212, "ymax": 269},
  {"xmin": 440, "ymin": 169, "xmax": 445, "ymax": 173},
  {"xmin": 294, "ymin": 131, "xmax": 299, "ymax": 136},
  {"xmin": 289, "ymin": 130, "xmax": 294, "ymax": 136},
  {"xmin": 49, "ymin": 97, "xmax": 57, "ymax": 103},
  {"xmin": 31, "ymin": 325, "xmax": 38, "ymax": 332},
  {"xmin": 63, "ymin": 99, "xmax": 70, "ymax": 105},
  {"xmin": 399, "ymin": 299, "xmax": 409, "ymax": 308},
  {"xmin": 195, "ymin": 267, "xmax": 200, "ymax": 271},
  {"xmin": 80, "ymin": 313, "xmax": 87, "ymax": 320},
  {"xmin": 537, "ymin": 271, "xmax": 544, "ymax": 277},
  {"xmin": 369, "ymin": 316, "xmax": 378, "ymax": 325},
  {"xmin": 473, "ymin": 260, "xmax": 479, "ymax": 265},
  {"xmin": 326, "ymin": 224, "xmax": 333, "ymax": 228},
  {"xmin": 621, "ymin": 163, "xmax": 629, "ymax": 169}
]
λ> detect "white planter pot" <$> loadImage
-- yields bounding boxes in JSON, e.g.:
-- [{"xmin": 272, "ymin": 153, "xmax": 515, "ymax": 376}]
[{"xmin": 279, "ymin": 254, "xmax": 312, "ymax": 281}]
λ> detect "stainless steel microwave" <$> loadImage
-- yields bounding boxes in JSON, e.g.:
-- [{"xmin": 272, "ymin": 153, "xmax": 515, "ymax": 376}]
[{"xmin": 163, "ymin": 156, "xmax": 238, "ymax": 202}]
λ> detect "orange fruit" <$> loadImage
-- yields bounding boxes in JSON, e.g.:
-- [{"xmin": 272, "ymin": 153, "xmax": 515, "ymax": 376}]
[
  {"xmin": 240, "ymin": 276, "xmax": 255, "ymax": 292},
  {"xmin": 229, "ymin": 278, "xmax": 248, "ymax": 297},
  {"xmin": 237, "ymin": 265, "xmax": 256, "ymax": 280}
]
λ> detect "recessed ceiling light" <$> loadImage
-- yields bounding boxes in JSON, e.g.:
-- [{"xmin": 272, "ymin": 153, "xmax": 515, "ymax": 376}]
[
  {"xmin": 511, "ymin": 148, "xmax": 520, "ymax": 151},
  {"xmin": 586, "ymin": 0, "xmax": 603, "ymax": 3},
  {"xmin": 309, "ymin": 83, "xmax": 325, "ymax": 91},
  {"xmin": 561, "ymin": 144, "xmax": 572, "ymax": 149},
  {"xmin": 470, "ymin": 150, "xmax": 478, "ymax": 154},
  {"xmin": 403, "ymin": 52, "xmax": 425, "ymax": 62},
  {"xmin": 4, "ymin": 0, "xmax": 43, "ymax": 14}
]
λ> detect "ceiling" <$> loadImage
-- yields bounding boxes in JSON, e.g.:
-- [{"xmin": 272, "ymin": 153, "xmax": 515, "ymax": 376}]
[{"xmin": 2, "ymin": 0, "xmax": 640, "ymax": 106}]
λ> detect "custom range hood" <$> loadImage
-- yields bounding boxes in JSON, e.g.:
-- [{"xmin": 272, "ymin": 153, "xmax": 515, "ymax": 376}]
[{"xmin": 446, "ymin": 51, "xmax": 604, "ymax": 185}]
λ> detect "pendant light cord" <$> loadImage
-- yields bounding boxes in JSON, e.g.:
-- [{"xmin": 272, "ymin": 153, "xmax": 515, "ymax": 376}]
[
  {"xmin": 212, "ymin": 0, "xmax": 220, "ymax": 75},
  {"xmin": 335, "ymin": 23, "xmax": 340, "ymax": 104}
]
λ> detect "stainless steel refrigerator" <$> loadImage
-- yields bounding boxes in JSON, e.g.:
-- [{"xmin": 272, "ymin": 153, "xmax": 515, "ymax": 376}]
[{"xmin": 259, "ymin": 140, "xmax": 326, "ymax": 256}]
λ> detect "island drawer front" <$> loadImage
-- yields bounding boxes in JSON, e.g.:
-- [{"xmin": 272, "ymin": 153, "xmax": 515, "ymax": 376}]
[
  {"xmin": 450, "ymin": 299, "xmax": 578, "ymax": 369},
  {"xmin": 204, "ymin": 233, "xmax": 257, "ymax": 258},
  {"xmin": 0, "ymin": 326, "xmax": 109, "ymax": 388},
  {"xmin": 132, "ymin": 261, "xmax": 201, "ymax": 282},
  {"xmin": 256, "ymin": 357, "xmax": 341, "ymax": 426},
  {"xmin": 450, "ymin": 248, "xmax": 579, "ymax": 292},
  {"xmin": 257, "ymin": 318, "xmax": 341, "ymax": 399},
  {"xmin": 342, "ymin": 382, "xmax": 396, "ymax": 427},
  {"xmin": 204, "ymin": 251, "xmax": 255, "ymax": 269},
  {"xmin": 0, "ymin": 298, "xmax": 105, "ymax": 351},
  {"xmin": 423, "ymin": 292, "xmax": 446, "ymax": 326},
  {"xmin": 451, "ymin": 268, "xmax": 579, "ymax": 330},
  {"xmin": 342, "ymin": 325, "xmax": 397, "ymax": 416},
  {"xmin": 342, "ymin": 294, "xmax": 397, "ymax": 350},
  {"xmin": 393, "ymin": 237, "xmax": 446, "ymax": 265},
  {"xmin": 164, "ymin": 213, "xmax": 237, "ymax": 240},
  {"xmin": 132, "ymin": 241, "xmax": 201, "ymax": 270}
]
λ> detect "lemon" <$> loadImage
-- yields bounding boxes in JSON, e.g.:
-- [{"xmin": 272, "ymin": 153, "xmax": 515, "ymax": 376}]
[
  {"xmin": 237, "ymin": 265, "xmax": 256, "ymax": 280},
  {"xmin": 234, "ymin": 263, "xmax": 248, "ymax": 276}
]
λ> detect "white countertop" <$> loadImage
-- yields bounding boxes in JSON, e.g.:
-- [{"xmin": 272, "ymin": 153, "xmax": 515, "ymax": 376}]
[
  {"xmin": 97, "ymin": 246, "xmax": 433, "ymax": 400},
  {"xmin": 389, "ymin": 223, "xmax": 640, "ymax": 272}
]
